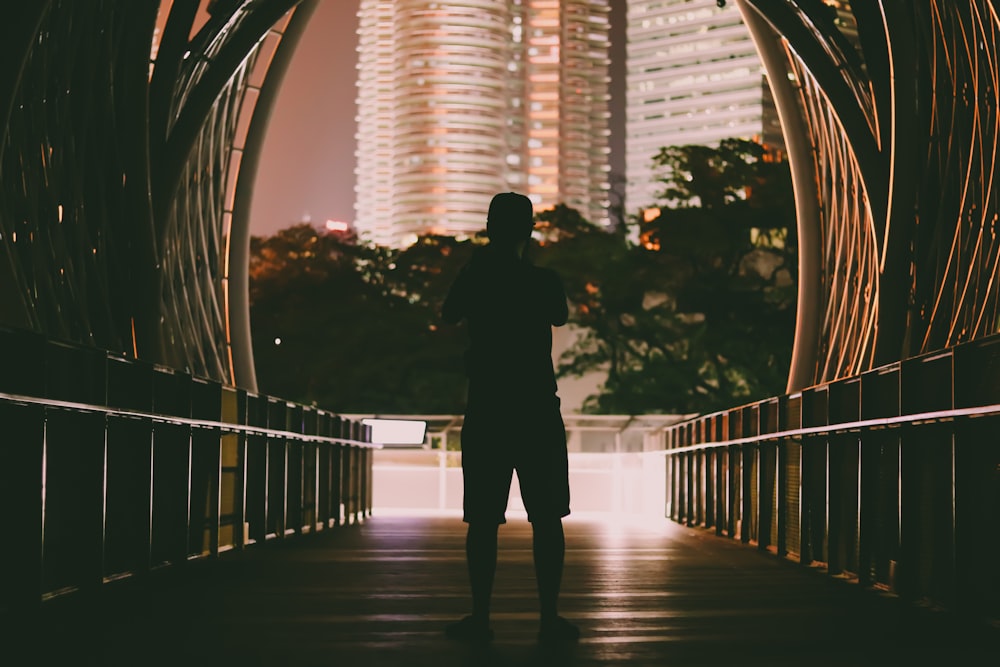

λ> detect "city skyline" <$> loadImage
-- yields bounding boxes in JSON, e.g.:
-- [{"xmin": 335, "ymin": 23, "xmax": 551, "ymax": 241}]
[
  {"xmin": 354, "ymin": 0, "xmax": 612, "ymax": 247},
  {"xmin": 250, "ymin": 0, "xmax": 627, "ymax": 240},
  {"xmin": 247, "ymin": 1, "xmax": 790, "ymax": 241}
]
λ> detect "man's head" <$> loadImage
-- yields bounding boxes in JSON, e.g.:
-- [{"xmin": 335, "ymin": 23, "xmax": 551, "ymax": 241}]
[{"xmin": 486, "ymin": 192, "xmax": 534, "ymax": 247}]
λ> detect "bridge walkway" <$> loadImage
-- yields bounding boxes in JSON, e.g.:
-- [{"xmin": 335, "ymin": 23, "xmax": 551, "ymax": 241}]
[{"xmin": 17, "ymin": 512, "xmax": 999, "ymax": 667}]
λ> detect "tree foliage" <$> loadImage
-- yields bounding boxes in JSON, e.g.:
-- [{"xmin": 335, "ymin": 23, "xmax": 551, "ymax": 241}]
[
  {"xmin": 551, "ymin": 138, "xmax": 797, "ymax": 414},
  {"xmin": 248, "ymin": 138, "xmax": 797, "ymax": 416},
  {"xmin": 249, "ymin": 225, "xmax": 471, "ymax": 413}
]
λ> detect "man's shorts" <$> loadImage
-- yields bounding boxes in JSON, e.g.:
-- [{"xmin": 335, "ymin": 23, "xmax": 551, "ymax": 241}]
[{"xmin": 459, "ymin": 393, "xmax": 570, "ymax": 525}]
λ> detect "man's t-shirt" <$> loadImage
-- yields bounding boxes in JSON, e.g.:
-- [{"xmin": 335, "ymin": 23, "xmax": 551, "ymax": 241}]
[{"xmin": 442, "ymin": 244, "xmax": 568, "ymax": 402}]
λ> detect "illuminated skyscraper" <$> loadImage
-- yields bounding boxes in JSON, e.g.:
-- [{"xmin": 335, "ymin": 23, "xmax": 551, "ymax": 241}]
[
  {"xmin": 625, "ymin": 0, "xmax": 779, "ymax": 212},
  {"xmin": 354, "ymin": 0, "xmax": 612, "ymax": 247}
]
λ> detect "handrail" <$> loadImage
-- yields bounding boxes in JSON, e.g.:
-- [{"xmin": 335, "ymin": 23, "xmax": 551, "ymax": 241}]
[
  {"xmin": 0, "ymin": 390, "xmax": 379, "ymax": 448},
  {"xmin": 656, "ymin": 335, "xmax": 1000, "ymax": 626},
  {"xmin": 662, "ymin": 401, "xmax": 1000, "ymax": 453},
  {"xmin": 0, "ymin": 376, "xmax": 377, "ymax": 610}
]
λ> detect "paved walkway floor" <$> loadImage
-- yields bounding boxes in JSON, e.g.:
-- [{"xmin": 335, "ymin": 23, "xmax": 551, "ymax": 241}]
[{"xmin": 15, "ymin": 511, "xmax": 1000, "ymax": 666}]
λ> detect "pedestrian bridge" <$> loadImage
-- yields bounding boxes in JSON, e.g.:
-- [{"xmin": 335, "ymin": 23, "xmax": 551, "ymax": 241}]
[
  {"xmin": 3, "ymin": 327, "xmax": 999, "ymax": 665},
  {"xmin": 5, "ymin": 3, "xmax": 1000, "ymax": 664}
]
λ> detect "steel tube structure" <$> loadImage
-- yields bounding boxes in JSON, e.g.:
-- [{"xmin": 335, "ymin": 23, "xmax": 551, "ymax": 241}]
[
  {"xmin": 0, "ymin": 0, "xmax": 316, "ymax": 388},
  {"xmin": 0, "ymin": 0, "xmax": 382, "ymax": 615},
  {"xmin": 736, "ymin": 0, "xmax": 1000, "ymax": 386},
  {"xmin": 672, "ymin": 0, "xmax": 1000, "ymax": 627}
]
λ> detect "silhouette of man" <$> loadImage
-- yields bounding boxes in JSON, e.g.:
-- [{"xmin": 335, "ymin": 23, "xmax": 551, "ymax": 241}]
[{"xmin": 441, "ymin": 191, "xmax": 579, "ymax": 643}]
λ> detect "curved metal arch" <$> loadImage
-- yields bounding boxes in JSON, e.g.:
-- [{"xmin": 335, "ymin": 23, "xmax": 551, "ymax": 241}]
[
  {"xmin": 229, "ymin": 0, "xmax": 320, "ymax": 390},
  {"xmin": 738, "ymin": 4, "xmax": 823, "ymax": 392},
  {"xmin": 150, "ymin": 0, "xmax": 308, "ymax": 384},
  {"xmin": 151, "ymin": 0, "xmax": 303, "ymax": 229},
  {"xmin": 738, "ymin": 0, "xmax": 1000, "ymax": 388},
  {"xmin": 743, "ymin": 0, "xmax": 887, "ymax": 222},
  {"xmin": 0, "ymin": 1, "xmax": 162, "ymax": 355},
  {"xmin": 0, "ymin": 0, "xmax": 316, "ymax": 390},
  {"xmin": 739, "ymin": 0, "xmax": 885, "ymax": 386},
  {"xmin": 0, "ymin": 4, "xmax": 55, "ymax": 331}
]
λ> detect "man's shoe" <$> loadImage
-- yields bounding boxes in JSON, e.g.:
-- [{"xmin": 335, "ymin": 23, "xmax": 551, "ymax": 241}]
[
  {"xmin": 445, "ymin": 615, "xmax": 494, "ymax": 643},
  {"xmin": 538, "ymin": 615, "xmax": 580, "ymax": 642}
]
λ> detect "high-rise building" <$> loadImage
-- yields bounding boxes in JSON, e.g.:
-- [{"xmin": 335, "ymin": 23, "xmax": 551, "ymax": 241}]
[
  {"xmin": 625, "ymin": 0, "xmax": 781, "ymax": 212},
  {"xmin": 354, "ymin": 0, "xmax": 612, "ymax": 247}
]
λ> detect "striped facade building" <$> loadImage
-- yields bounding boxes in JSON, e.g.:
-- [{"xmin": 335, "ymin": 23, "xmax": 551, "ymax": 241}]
[
  {"xmin": 625, "ymin": 0, "xmax": 779, "ymax": 212},
  {"xmin": 354, "ymin": 0, "xmax": 612, "ymax": 247}
]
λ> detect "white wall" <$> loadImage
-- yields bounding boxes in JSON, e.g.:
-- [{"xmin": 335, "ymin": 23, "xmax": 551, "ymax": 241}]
[{"xmin": 372, "ymin": 449, "xmax": 666, "ymax": 520}]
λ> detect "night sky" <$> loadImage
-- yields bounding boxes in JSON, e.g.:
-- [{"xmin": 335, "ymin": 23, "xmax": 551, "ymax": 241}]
[{"xmin": 250, "ymin": 0, "xmax": 626, "ymax": 238}]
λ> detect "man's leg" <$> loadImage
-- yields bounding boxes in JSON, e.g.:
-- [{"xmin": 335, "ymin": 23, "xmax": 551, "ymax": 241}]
[
  {"xmin": 531, "ymin": 517, "xmax": 564, "ymax": 619},
  {"xmin": 466, "ymin": 521, "xmax": 499, "ymax": 623},
  {"xmin": 448, "ymin": 402, "xmax": 509, "ymax": 641},
  {"xmin": 446, "ymin": 521, "xmax": 499, "ymax": 641},
  {"xmin": 533, "ymin": 517, "xmax": 579, "ymax": 640}
]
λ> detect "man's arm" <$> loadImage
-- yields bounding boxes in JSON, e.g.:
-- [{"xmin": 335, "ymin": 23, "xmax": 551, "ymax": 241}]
[
  {"xmin": 546, "ymin": 270, "xmax": 569, "ymax": 327},
  {"xmin": 441, "ymin": 268, "xmax": 469, "ymax": 324}
]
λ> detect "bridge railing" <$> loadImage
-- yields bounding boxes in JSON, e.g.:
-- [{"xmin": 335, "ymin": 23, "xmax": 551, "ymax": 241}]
[
  {"xmin": 661, "ymin": 333, "xmax": 1000, "ymax": 623},
  {"xmin": 0, "ymin": 326, "xmax": 376, "ymax": 612}
]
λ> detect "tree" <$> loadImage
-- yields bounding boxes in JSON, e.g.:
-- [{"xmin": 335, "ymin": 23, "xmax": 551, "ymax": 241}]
[
  {"xmin": 249, "ymin": 138, "xmax": 796, "ymax": 417},
  {"xmin": 249, "ymin": 226, "xmax": 472, "ymax": 414},
  {"xmin": 532, "ymin": 204, "xmax": 647, "ymax": 392},
  {"xmin": 554, "ymin": 138, "xmax": 797, "ymax": 414}
]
